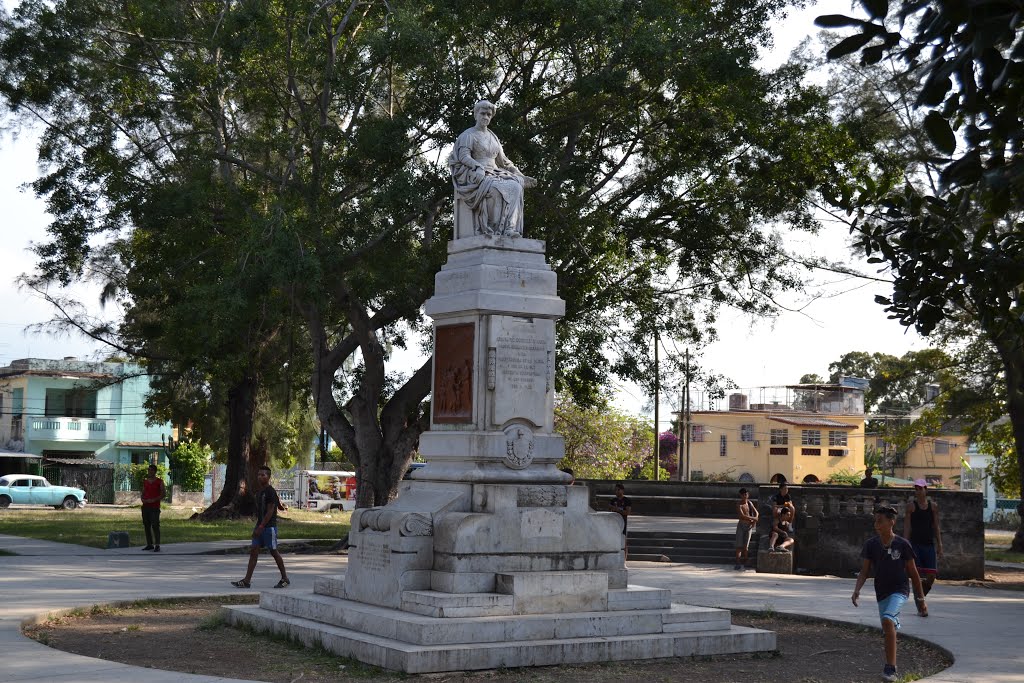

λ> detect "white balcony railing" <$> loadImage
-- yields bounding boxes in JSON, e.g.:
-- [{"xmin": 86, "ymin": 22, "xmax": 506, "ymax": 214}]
[{"xmin": 27, "ymin": 417, "xmax": 117, "ymax": 442}]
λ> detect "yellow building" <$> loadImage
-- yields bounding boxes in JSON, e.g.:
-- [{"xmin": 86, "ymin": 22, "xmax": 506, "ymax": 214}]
[
  {"xmin": 894, "ymin": 433, "xmax": 969, "ymax": 488},
  {"xmin": 680, "ymin": 385, "xmax": 867, "ymax": 484}
]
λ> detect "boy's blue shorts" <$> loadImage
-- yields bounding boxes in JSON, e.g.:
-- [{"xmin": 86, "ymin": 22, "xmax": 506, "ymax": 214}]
[
  {"xmin": 251, "ymin": 526, "xmax": 278, "ymax": 550},
  {"xmin": 877, "ymin": 592, "xmax": 907, "ymax": 630}
]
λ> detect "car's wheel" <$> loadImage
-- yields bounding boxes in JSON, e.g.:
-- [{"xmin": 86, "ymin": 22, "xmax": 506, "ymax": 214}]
[
  {"xmin": 0, "ymin": 495, "xmax": 11, "ymax": 509},
  {"xmin": 62, "ymin": 496, "xmax": 79, "ymax": 510}
]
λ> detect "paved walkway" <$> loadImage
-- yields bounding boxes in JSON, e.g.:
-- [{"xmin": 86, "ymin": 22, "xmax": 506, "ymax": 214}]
[{"xmin": 0, "ymin": 533, "xmax": 1020, "ymax": 682}]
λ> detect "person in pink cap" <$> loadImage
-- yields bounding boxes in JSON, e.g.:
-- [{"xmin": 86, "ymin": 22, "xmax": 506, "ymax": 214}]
[{"xmin": 904, "ymin": 478, "xmax": 942, "ymax": 615}]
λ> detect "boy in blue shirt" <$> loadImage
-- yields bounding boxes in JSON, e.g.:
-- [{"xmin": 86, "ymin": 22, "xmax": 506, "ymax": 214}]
[{"xmin": 852, "ymin": 505, "xmax": 927, "ymax": 682}]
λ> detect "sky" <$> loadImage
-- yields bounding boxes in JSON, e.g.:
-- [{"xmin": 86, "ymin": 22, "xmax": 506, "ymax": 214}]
[{"xmin": 0, "ymin": 1, "xmax": 918, "ymax": 421}]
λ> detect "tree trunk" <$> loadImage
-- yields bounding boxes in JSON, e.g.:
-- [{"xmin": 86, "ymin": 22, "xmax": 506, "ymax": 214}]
[
  {"xmin": 993, "ymin": 333, "xmax": 1024, "ymax": 552},
  {"xmin": 198, "ymin": 374, "xmax": 258, "ymax": 520},
  {"xmin": 304, "ymin": 302, "xmax": 430, "ymax": 510}
]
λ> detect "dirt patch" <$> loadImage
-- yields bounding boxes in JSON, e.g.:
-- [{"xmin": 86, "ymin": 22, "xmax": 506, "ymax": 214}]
[
  {"xmin": 23, "ymin": 596, "xmax": 951, "ymax": 683},
  {"xmin": 946, "ymin": 565, "xmax": 1024, "ymax": 591}
]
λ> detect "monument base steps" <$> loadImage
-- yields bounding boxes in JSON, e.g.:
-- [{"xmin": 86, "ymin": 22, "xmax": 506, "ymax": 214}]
[{"xmin": 224, "ymin": 576, "xmax": 775, "ymax": 673}]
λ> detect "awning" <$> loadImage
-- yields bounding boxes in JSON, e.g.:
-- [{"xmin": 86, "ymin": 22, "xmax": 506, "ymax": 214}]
[
  {"xmin": 42, "ymin": 457, "xmax": 112, "ymax": 466},
  {"xmin": 116, "ymin": 441, "xmax": 164, "ymax": 448},
  {"xmin": 768, "ymin": 416, "xmax": 857, "ymax": 429},
  {"xmin": 0, "ymin": 450, "xmax": 42, "ymax": 459}
]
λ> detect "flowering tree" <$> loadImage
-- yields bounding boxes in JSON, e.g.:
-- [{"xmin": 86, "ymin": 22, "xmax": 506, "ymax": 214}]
[
  {"xmin": 555, "ymin": 398, "xmax": 653, "ymax": 480},
  {"xmin": 659, "ymin": 431, "xmax": 679, "ymax": 479}
]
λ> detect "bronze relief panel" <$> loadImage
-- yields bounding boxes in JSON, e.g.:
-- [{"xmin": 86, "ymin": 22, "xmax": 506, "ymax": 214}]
[{"xmin": 433, "ymin": 323, "xmax": 474, "ymax": 423}]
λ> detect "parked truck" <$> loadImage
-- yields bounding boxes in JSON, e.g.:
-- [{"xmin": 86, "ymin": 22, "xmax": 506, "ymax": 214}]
[{"xmin": 294, "ymin": 470, "xmax": 357, "ymax": 512}]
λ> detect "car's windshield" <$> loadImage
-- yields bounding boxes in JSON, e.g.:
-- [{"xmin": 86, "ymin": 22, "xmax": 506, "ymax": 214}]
[{"xmin": 0, "ymin": 477, "xmax": 8, "ymax": 486}]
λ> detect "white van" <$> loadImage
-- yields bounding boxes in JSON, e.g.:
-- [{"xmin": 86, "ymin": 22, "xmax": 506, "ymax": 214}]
[{"xmin": 294, "ymin": 470, "xmax": 357, "ymax": 512}]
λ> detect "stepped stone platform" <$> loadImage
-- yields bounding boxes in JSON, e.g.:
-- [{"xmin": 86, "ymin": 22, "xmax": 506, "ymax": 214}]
[
  {"xmin": 628, "ymin": 530, "xmax": 760, "ymax": 566},
  {"xmin": 225, "ymin": 573, "xmax": 775, "ymax": 673}
]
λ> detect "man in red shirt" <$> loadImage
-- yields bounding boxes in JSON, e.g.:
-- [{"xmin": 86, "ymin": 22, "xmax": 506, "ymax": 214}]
[{"xmin": 140, "ymin": 464, "xmax": 166, "ymax": 552}]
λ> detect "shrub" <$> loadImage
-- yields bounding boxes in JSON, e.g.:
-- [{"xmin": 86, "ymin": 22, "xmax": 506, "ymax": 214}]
[
  {"xmin": 988, "ymin": 509, "xmax": 1022, "ymax": 531},
  {"xmin": 115, "ymin": 463, "xmax": 169, "ymax": 491},
  {"xmin": 169, "ymin": 441, "xmax": 211, "ymax": 492},
  {"xmin": 826, "ymin": 469, "xmax": 861, "ymax": 485}
]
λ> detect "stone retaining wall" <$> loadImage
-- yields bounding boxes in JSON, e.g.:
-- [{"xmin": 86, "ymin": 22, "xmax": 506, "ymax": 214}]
[
  {"xmin": 583, "ymin": 480, "xmax": 754, "ymax": 517},
  {"xmin": 582, "ymin": 480, "xmax": 985, "ymax": 579},
  {"xmin": 756, "ymin": 484, "xmax": 985, "ymax": 580}
]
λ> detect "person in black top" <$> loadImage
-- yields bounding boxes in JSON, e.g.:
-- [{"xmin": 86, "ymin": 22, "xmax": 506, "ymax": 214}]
[
  {"xmin": 852, "ymin": 505, "xmax": 926, "ymax": 683},
  {"xmin": 609, "ymin": 483, "xmax": 632, "ymax": 558},
  {"xmin": 860, "ymin": 467, "xmax": 879, "ymax": 488},
  {"xmin": 772, "ymin": 482, "xmax": 795, "ymax": 520},
  {"xmin": 904, "ymin": 479, "xmax": 942, "ymax": 609},
  {"xmin": 769, "ymin": 506, "xmax": 795, "ymax": 552},
  {"xmin": 609, "ymin": 483, "xmax": 631, "ymax": 533},
  {"xmin": 231, "ymin": 466, "xmax": 290, "ymax": 589}
]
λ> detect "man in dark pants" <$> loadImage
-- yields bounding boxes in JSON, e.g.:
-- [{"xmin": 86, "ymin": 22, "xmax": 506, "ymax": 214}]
[
  {"xmin": 232, "ymin": 466, "xmax": 290, "ymax": 589},
  {"xmin": 140, "ymin": 464, "xmax": 165, "ymax": 552},
  {"xmin": 905, "ymin": 479, "xmax": 942, "ymax": 614}
]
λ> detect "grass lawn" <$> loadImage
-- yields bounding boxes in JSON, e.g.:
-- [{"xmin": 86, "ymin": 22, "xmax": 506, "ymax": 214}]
[
  {"xmin": 985, "ymin": 548, "xmax": 1024, "ymax": 563},
  {"xmin": 0, "ymin": 507, "xmax": 350, "ymax": 549}
]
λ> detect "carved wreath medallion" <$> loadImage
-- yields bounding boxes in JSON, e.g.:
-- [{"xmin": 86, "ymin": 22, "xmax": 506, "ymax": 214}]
[{"xmin": 503, "ymin": 424, "xmax": 535, "ymax": 469}]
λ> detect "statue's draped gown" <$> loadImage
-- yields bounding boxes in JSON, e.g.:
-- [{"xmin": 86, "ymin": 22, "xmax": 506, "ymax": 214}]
[{"xmin": 449, "ymin": 127, "xmax": 526, "ymax": 236}]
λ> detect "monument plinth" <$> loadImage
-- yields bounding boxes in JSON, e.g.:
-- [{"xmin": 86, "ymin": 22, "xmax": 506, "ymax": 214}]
[{"xmin": 227, "ymin": 100, "xmax": 774, "ymax": 672}]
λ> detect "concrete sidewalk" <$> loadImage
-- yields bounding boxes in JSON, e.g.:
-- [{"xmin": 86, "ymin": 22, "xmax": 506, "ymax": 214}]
[
  {"xmin": 0, "ymin": 536, "xmax": 1020, "ymax": 682},
  {"xmin": 0, "ymin": 534, "xmax": 333, "ymax": 556}
]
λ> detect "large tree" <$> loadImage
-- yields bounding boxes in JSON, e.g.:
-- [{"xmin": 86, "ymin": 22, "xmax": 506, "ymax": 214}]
[
  {"xmin": 818, "ymin": 0, "xmax": 1024, "ymax": 549},
  {"xmin": 2, "ymin": 0, "xmax": 869, "ymax": 507}
]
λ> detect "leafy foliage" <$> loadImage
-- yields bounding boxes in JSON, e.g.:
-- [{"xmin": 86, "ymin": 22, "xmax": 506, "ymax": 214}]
[
  {"xmin": 168, "ymin": 441, "xmax": 211, "ymax": 493},
  {"xmin": 554, "ymin": 397, "xmax": 653, "ymax": 480},
  {"xmin": 115, "ymin": 463, "xmax": 169, "ymax": 492},
  {"xmin": 978, "ymin": 420, "xmax": 1019, "ymax": 498},
  {"xmin": 818, "ymin": 0, "xmax": 1024, "ymax": 549},
  {"xmin": 1, "ymin": 0, "xmax": 869, "ymax": 506},
  {"xmin": 826, "ymin": 468, "xmax": 861, "ymax": 485}
]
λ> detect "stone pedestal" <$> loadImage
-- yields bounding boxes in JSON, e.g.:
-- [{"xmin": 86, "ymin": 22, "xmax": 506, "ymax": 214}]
[
  {"xmin": 756, "ymin": 550, "xmax": 794, "ymax": 574},
  {"xmin": 227, "ymin": 234, "xmax": 774, "ymax": 671}
]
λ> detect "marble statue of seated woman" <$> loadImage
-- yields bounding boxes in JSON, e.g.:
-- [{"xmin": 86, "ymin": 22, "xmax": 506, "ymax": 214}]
[{"xmin": 448, "ymin": 99, "xmax": 536, "ymax": 238}]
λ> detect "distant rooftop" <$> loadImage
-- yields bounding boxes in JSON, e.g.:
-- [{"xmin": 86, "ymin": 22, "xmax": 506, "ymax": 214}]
[
  {"xmin": 0, "ymin": 357, "xmax": 141, "ymax": 380},
  {"xmin": 680, "ymin": 378, "xmax": 867, "ymax": 416}
]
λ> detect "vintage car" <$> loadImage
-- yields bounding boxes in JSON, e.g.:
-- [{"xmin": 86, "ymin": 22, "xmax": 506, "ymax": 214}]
[{"xmin": 0, "ymin": 474, "xmax": 87, "ymax": 509}]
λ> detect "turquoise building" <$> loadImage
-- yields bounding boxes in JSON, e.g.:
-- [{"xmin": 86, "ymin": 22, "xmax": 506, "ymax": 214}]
[{"xmin": 0, "ymin": 357, "xmax": 174, "ymax": 473}]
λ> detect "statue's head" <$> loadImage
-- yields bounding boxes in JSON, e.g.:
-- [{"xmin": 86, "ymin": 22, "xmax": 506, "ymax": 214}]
[{"xmin": 473, "ymin": 99, "xmax": 497, "ymax": 117}]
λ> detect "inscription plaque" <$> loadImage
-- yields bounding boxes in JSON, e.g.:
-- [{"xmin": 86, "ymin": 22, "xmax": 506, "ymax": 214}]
[
  {"xmin": 490, "ymin": 316, "xmax": 553, "ymax": 427},
  {"xmin": 433, "ymin": 323, "xmax": 474, "ymax": 424},
  {"xmin": 356, "ymin": 540, "xmax": 391, "ymax": 571}
]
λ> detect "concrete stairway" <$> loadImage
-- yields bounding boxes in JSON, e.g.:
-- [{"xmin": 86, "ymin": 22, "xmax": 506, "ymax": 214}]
[
  {"xmin": 628, "ymin": 530, "xmax": 760, "ymax": 566},
  {"xmin": 226, "ymin": 573, "xmax": 775, "ymax": 673}
]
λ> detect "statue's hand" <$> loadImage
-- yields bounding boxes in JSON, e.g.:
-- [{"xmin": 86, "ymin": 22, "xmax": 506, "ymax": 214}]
[
  {"xmin": 521, "ymin": 175, "xmax": 538, "ymax": 189},
  {"xmin": 469, "ymin": 166, "xmax": 485, "ymax": 184}
]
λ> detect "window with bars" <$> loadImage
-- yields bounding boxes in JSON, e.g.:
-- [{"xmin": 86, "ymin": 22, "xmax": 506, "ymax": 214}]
[
  {"xmin": 719, "ymin": 434, "xmax": 727, "ymax": 457},
  {"xmin": 691, "ymin": 425, "xmax": 705, "ymax": 442},
  {"xmin": 770, "ymin": 429, "xmax": 788, "ymax": 445},
  {"xmin": 801, "ymin": 430, "xmax": 821, "ymax": 445},
  {"xmin": 829, "ymin": 431, "xmax": 848, "ymax": 446},
  {"xmin": 740, "ymin": 424, "xmax": 754, "ymax": 442}
]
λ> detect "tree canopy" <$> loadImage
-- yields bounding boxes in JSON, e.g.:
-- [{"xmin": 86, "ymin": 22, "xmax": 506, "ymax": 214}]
[
  {"xmin": 1, "ymin": 0, "xmax": 870, "ymax": 506},
  {"xmin": 818, "ymin": 0, "xmax": 1024, "ymax": 549}
]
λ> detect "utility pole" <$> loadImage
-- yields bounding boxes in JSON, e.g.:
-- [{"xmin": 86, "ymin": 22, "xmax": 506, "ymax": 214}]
[
  {"xmin": 653, "ymin": 332, "xmax": 660, "ymax": 481},
  {"xmin": 683, "ymin": 349, "xmax": 691, "ymax": 481}
]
